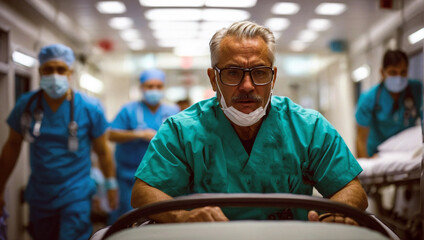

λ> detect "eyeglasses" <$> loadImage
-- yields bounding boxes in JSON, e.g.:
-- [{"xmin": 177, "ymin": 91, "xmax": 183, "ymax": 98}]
[
  {"xmin": 214, "ymin": 66, "xmax": 274, "ymax": 86},
  {"xmin": 40, "ymin": 66, "xmax": 70, "ymax": 75}
]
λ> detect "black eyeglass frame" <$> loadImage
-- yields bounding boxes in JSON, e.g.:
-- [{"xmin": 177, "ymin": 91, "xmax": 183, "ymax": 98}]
[{"xmin": 214, "ymin": 65, "xmax": 275, "ymax": 86}]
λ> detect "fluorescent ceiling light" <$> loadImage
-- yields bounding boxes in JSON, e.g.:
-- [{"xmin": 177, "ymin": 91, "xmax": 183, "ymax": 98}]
[
  {"xmin": 290, "ymin": 41, "xmax": 308, "ymax": 51},
  {"xmin": 315, "ymin": 3, "xmax": 346, "ymax": 15},
  {"xmin": 157, "ymin": 39, "xmax": 182, "ymax": 48},
  {"xmin": 307, "ymin": 19, "xmax": 331, "ymax": 31},
  {"xmin": 271, "ymin": 2, "xmax": 300, "ymax": 15},
  {"xmin": 139, "ymin": 0, "xmax": 203, "ymax": 7},
  {"xmin": 109, "ymin": 17, "xmax": 133, "ymax": 30},
  {"xmin": 408, "ymin": 27, "xmax": 424, "ymax": 44},
  {"xmin": 203, "ymin": 9, "xmax": 250, "ymax": 21},
  {"xmin": 80, "ymin": 73, "xmax": 104, "ymax": 94},
  {"xmin": 352, "ymin": 64, "xmax": 370, "ymax": 82},
  {"xmin": 205, "ymin": 0, "xmax": 257, "ymax": 8},
  {"xmin": 149, "ymin": 21, "xmax": 200, "ymax": 31},
  {"xmin": 174, "ymin": 45, "xmax": 210, "ymax": 57},
  {"xmin": 200, "ymin": 21, "xmax": 233, "ymax": 31},
  {"xmin": 128, "ymin": 40, "xmax": 146, "ymax": 50},
  {"xmin": 298, "ymin": 30, "xmax": 318, "ymax": 42},
  {"xmin": 96, "ymin": 1, "xmax": 126, "ymax": 14},
  {"xmin": 265, "ymin": 18, "xmax": 290, "ymax": 31},
  {"xmin": 153, "ymin": 30, "xmax": 198, "ymax": 39},
  {"xmin": 120, "ymin": 29, "xmax": 141, "ymax": 41},
  {"xmin": 145, "ymin": 9, "xmax": 203, "ymax": 21},
  {"xmin": 12, "ymin": 51, "xmax": 36, "ymax": 67}
]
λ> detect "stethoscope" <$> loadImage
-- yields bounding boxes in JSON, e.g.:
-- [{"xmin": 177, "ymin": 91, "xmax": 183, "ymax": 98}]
[
  {"xmin": 20, "ymin": 89, "xmax": 79, "ymax": 151},
  {"xmin": 372, "ymin": 82, "xmax": 417, "ymax": 129}
]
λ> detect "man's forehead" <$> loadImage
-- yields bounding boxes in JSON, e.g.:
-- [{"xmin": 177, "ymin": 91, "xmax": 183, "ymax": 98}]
[{"xmin": 221, "ymin": 36, "xmax": 267, "ymax": 51}]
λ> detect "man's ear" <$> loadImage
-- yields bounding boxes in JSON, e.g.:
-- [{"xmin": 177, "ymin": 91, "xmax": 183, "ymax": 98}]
[
  {"xmin": 272, "ymin": 67, "xmax": 277, "ymax": 89},
  {"xmin": 207, "ymin": 68, "xmax": 217, "ymax": 92}
]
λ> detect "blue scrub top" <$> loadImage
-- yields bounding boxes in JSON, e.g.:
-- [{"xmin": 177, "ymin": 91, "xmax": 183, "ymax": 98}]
[
  {"xmin": 355, "ymin": 80, "xmax": 422, "ymax": 156},
  {"xmin": 7, "ymin": 90, "xmax": 109, "ymax": 209},
  {"xmin": 111, "ymin": 101, "xmax": 179, "ymax": 180},
  {"xmin": 135, "ymin": 96, "xmax": 362, "ymax": 220}
]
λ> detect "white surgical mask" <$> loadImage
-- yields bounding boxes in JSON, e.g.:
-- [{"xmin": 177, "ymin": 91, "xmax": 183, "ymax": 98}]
[
  {"xmin": 215, "ymin": 75, "xmax": 272, "ymax": 127},
  {"xmin": 384, "ymin": 76, "xmax": 408, "ymax": 93},
  {"xmin": 40, "ymin": 74, "xmax": 70, "ymax": 99}
]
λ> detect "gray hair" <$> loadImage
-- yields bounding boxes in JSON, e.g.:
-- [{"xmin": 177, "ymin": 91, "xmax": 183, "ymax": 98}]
[{"xmin": 209, "ymin": 21, "xmax": 276, "ymax": 67}]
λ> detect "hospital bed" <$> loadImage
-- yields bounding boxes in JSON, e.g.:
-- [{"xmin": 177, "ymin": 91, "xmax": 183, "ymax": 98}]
[
  {"xmin": 93, "ymin": 193, "xmax": 399, "ymax": 240},
  {"xmin": 357, "ymin": 126, "xmax": 423, "ymax": 239}
]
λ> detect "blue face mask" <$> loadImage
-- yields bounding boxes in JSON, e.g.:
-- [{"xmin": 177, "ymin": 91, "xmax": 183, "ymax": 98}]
[
  {"xmin": 143, "ymin": 90, "xmax": 163, "ymax": 106},
  {"xmin": 40, "ymin": 74, "xmax": 70, "ymax": 99},
  {"xmin": 384, "ymin": 76, "xmax": 408, "ymax": 93}
]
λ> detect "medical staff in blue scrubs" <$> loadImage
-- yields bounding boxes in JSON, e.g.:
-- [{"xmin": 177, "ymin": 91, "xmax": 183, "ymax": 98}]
[
  {"xmin": 0, "ymin": 44, "xmax": 118, "ymax": 240},
  {"xmin": 107, "ymin": 69, "xmax": 179, "ymax": 223},
  {"xmin": 356, "ymin": 49, "xmax": 422, "ymax": 158},
  {"xmin": 131, "ymin": 21, "xmax": 368, "ymax": 224}
]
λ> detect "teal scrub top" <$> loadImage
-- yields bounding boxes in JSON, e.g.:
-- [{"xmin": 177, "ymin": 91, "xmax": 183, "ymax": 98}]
[
  {"xmin": 135, "ymin": 96, "xmax": 362, "ymax": 220},
  {"xmin": 111, "ymin": 101, "xmax": 179, "ymax": 180},
  {"xmin": 355, "ymin": 80, "xmax": 422, "ymax": 156},
  {"xmin": 7, "ymin": 90, "xmax": 109, "ymax": 209}
]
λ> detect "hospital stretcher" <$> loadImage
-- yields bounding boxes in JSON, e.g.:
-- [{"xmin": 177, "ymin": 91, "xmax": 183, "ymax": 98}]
[
  {"xmin": 95, "ymin": 193, "xmax": 399, "ymax": 240},
  {"xmin": 357, "ymin": 142, "xmax": 423, "ymax": 239}
]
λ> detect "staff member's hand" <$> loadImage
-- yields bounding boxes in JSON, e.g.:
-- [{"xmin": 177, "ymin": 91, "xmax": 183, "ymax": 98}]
[
  {"xmin": 176, "ymin": 206, "xmax": 229, "ymax": 222},
  {"xmin": 107, "ymin": 189, "xmax": 118, "ymax": 210},
  {"xmin": 308, "ymin": 210, "xmax": 358, "ymax": 225}
]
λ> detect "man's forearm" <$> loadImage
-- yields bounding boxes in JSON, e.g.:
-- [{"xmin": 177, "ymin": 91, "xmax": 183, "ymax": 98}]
[
  {"xmin": 0, "ymin": 131, "xmax": 23, "ymax": 191},
  {"xmin": 109, "ymin": 129, "xmax": 140, "ymax": 143},
  {"xmin": 131, "ymin": 179, "xmax": 183, "ymax": 222},
  {"xmin": 329, "ymin": 177, "xmax": 368, "ymax": 211}
]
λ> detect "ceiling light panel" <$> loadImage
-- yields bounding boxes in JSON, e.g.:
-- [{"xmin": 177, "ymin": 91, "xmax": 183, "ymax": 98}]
[
  {"xmin": 12, "ymin": 51, "xmax": 36, "ymax": 67},
  {"xmin": 265, "ymin": 18, "xmax": 290, "ymax": 31},
  {"xmin": 315, "ymin": 3, "xmax": 347, "ymax": 15},
  {"xmin": 96, "ymin": 1, "xmax": 126, "ymax": 14},
  {"xmin": 145, "ymin": 9, "xmax": 203, "ymax": 21},
  {"xmin": 200, "ymin": 21, "xmax": 234, "ymax": 31},
  {"xmin": 109, "ymin": 17, "xmax": 134, "ymax": 30},
  {"xmin": 408, "ymin": 27, "xmax": 424, "ymax": 44},
  {"xmin": 140, "ymin": 0, "xmax": 204, "ymax": 7},
  {"xmin": 271, "ymin": 2, "xmax": 300, "ymax": 15},
  {"xmin": 205, "ymin": 0, "xmax": 257, "ymax": 8},
  {"xmin": 202, "ymin": 9, "xmax": 250, "ymax": 21},
  {"xmin": 307, "ymin": 19, "xmax": 331, "ymax": 31},
  {"xmin": 120, "ymin": 29, "xmax": 141, "ymax": 41},
  {"xmin": 298, "ymin": 30, "xmax": 318, "ymax": 42},
  {"xmin": 153, "ymin": 30, "xmax": 198, "ymax": 39},
  {"xmin": 149, "ymin": 21, "xmax": 200, "ymax": 31}
]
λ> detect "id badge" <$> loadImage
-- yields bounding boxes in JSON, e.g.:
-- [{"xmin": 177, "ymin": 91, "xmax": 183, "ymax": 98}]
[{"xmin": 68, "ymin": 136, "xmax": 79, "ymax": 151}]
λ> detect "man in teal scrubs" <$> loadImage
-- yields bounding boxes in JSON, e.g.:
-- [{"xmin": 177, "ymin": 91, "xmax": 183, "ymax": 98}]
[
  {"xmin": 356, "ymin": 49, "xmax": 422, "ymax": 158},
  {"xmin": 131, "ymin": 21, "xmax": 368, "ymax": 224},
  {"xmin": 0, "ymin": 44, "xmax": 117, "ymax": 240},
  {"xmin": 108, "ymin": 69, "xmax": 179, "ymax": 223}
]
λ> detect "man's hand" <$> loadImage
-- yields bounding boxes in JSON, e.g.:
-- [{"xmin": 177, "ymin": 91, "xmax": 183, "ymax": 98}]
[
  {"xmin": 107, "ymin": 189, "xmax": 118, "ymax": 210},
  {"xmin": 136, "ymin": 129, "xmax": 157, "ymax": 141},
  {"xmin": 175, "ymin": 206, "xmax": 229, "ymax": 222},
  {"xmin": 308, "ymin": 210, "xmax": 358, "ymax": 225}
]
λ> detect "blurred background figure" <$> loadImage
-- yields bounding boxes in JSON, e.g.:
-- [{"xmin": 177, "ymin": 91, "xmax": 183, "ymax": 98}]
[
  {"xmin": 176, "ymin": 98, "xmax": 192, "ymax": 111},
  {"xmin": 355, "ymin": 49, "xmax": 422, "ymax": 158},
  {"xmin": 0, "ymin": 44, "xmax": 117, "ymax": 240},
  {"xmin": 107, "ymin": 69, "xmax": 179, "ymax": 224}
]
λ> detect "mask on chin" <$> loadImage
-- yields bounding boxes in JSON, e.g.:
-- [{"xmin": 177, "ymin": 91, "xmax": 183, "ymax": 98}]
[
  {"xmin": 215, "ymin": 76, "xmax": 272, "ymax": 127},
  {"xmin": 40, "ymin": 74, "xmax": 70, "ymax": 99},
  {"xmin": 384, "ymin": 76, "xmax": 408, "ymax": 93}
]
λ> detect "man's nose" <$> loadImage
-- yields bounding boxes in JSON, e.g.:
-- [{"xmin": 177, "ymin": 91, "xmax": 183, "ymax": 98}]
[{"xmin": 238, "ymin": 72, "xmax": 255, "ymax": 91}]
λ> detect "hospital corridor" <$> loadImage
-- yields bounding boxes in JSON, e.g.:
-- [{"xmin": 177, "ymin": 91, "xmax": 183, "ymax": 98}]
[{"xmin": 0, "ymin": 0, "xmax": 423, "ymax": 239}]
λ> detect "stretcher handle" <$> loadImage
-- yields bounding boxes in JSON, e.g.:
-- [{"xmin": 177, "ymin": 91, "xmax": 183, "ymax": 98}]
[{"xmin": 103, "ymin": 193, "xmax": 391, "ymax": 239}]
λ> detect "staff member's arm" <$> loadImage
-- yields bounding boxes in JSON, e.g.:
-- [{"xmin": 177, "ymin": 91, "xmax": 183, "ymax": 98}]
[
  {"xmin": 108, "ymin": 129, "xmax": 156, "ymax": 143},
  {"xmin": 92, "ymin": 132, "xmax": 118, "ymax": 210},
  {"xmin": 131, "ymin": 179, "xmax": 228, "ymax": 223},
  {"xmin": 0, "ymin": 128, "xmax": 24, "ymax": 216},
  {"xmin": 308, "ymin": 177, "xmax": 368, "ymax": 225},
  {"xmin": 356, "ymin": 125, "xmax": 369, "ymax": 158}
]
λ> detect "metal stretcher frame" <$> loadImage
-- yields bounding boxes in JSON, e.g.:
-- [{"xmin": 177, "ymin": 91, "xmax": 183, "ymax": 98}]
[{"xmin": 358, "ymin": 157, "xmax": 423, "ymax": 240}]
